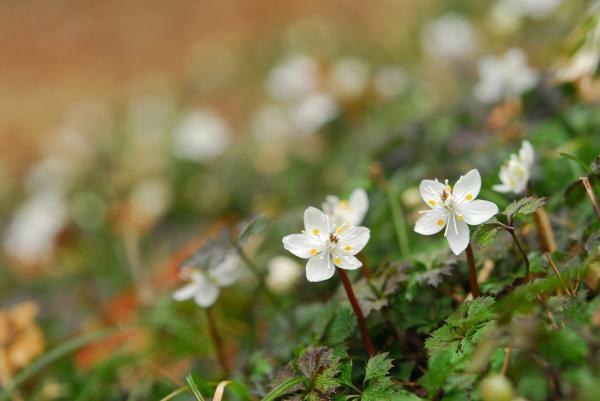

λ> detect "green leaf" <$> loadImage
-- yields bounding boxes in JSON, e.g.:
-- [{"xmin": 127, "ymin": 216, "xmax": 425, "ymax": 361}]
[
  {"xmin": 473, "ymin": 223, "xmax": 499, "ymax": 246},
  {"xmin": 560, "ymin": 152, "xmax": 593, "ymax": 173},
  {"xmin": 261, "ymin": 377, "xmax": 305, "ymax": 401},
  {"xmin": 340, "ymin": 361, "xmax": 354, "ymax": 387},
  {"xmin": 364, "ymin": 353, "xmax": 393, "ymax": 383},
  {"xmin": 503, "ymin": 196, "xmax": 546, "ymax": 217}
]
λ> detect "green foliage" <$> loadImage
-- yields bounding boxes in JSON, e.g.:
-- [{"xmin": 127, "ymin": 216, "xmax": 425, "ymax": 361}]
[{"xmin": 503, "ymin": 197, "xmax": 546, "ymax": 218}]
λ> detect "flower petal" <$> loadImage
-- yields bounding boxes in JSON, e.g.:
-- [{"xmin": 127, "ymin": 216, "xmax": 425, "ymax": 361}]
[
  {"xmin": 282, "ymin": 233, "xmax": 323, "ymax": 259},
  {"xmin": 349, "ymin": 188, "xmax": 369, "ymax": 225},
  {"xmin": 492, "ymin": 183, "xmax": 512, "ymax": 193},
  {"xmin": 209, "ymin": 253, "xmax": 240, "ymax": 287},
  {"xmin": 332, "ymin": 252, "xmax": 362, "ymax": 270},
  {"xmin": 414, "ymin": 209, "xmax": 449, "ymax": 235},
  {"xmin": 338, "ymin": 226, "xmax": 370, "ymax": 254},
  {"xmin": 304, "ymin": 206, "xmax": 330, "ymax": 239},
  {"xmin": 419, "ymin": 179, "xmax": 446, "ymax": 208},
  {"xmin": 444, "ymin": 216, "xmax": 470, "ymax": 255},
  {"xmin": 306, "ymin": 253, "xmax": 336, "ymax": 282},
  {"xmin": 453, "ymin": 169, "xmax": 481, "ymax": 204},
  {"xmin": 172, "ymin": 282, "xmax": 198, "ymax": 302},
  {"xmin": 193, "ymin": 283, "xmax": 219, "ymax": 308},
  {"xmin": 519, "ymin": 140, "xmax": 534, "ymax": 166},
  {"xmin": 457, "ymin": 200, "xmax": 499, "ymax": 225}
]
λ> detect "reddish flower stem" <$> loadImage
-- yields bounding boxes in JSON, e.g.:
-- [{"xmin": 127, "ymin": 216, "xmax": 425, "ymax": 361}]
[
  {"xmin": 337, "ymin": 269, "xmax": 375, "ymax": 356},
  {"xmin": 205, "ymin": 308, "xmax": 230, "ymax": 376},
  {"xmin": 466, "ymin": 244, "xmax": 481, "ymax": 298}
]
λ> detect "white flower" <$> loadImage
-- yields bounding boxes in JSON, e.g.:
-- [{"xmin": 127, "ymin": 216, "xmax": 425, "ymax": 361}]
[
  {"xmin": 474, "ymin": 48, "xmax": 538, "ymax": 104},
  {"xmin": 266, "ymin": 256, "xmax": 302, "ymax": 292},
  {"xmin": 373, "ymin": 65, "xmax": 408, "ymax": 98},
  {"xmin": 330, "ymin": 58, "xmax": 370, "ymax": 99},
  {"xmin": 172, "ymin": 253, "xmax": 240, "ymax": 308},
  {"xmin": 414, "ymin": 170, "xmax": 499, "ymax": 255},
  {"xmin": 282, "ymin": 207, "xmax": 370, "ymax": 282},
  {"xmin": 251, "ymin": 105, "xmax": 295, "ymax": 141},
  {"xmin": 422, "ymin": 13, "xmax": 477, "ymax": 61},
  {"xmin": 493, "ymin": 140, "xmax": 534, "ymax": 194},
  {"xmin": 322, "ymin": 188, "xmax": 369, "ymax": 226},
  {"xmin": 4, "ymin": 190, "xmax": 69, "ymax": 264},
  {"xmin": 172, "ymin": 110, "xmax": 231, "ymax": 162},
  {"xmin": 554, "ymin": 47, "xmax": 600, "ymax": 83},
  {"xmin": 266, "ymin": 55, "xmax": 319, "ymax": 101},
  {"xmin": 290, "ymin": 92, "xmax": 339, "ymax": 135},
  {"xmin": 497, "ymin": 0, "xmax": 562, "ymax": 20}
]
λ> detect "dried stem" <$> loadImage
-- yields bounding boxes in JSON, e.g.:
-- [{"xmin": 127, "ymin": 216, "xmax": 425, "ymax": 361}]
[
  {"xmin": 357, "ymin": 252, "xmax": 373, "ymax": 280},
  {"xmin": 337, "ymin": 269, "xmax": 375, "ymax": 357},
  {"xmin": 501, "ymin": 345, "xmax": 513, "ymax": 376},
  {"xmin": 205, "ymin": 308, "xmax": 230, "ymax": 376},
  {"xmin": 466, "ymin": 244, "xmax": 481, "ymax": 298},
  {"xmin": 544, "ymin": 253, "xmax": 575, "ymax": 297},
  {"xmin": 533, "ymin": 207, "xmax": 556, "ymax": 253},
  {"xmin": 580, "ymin": 176, "xmax": 600, "ymax": 219}
]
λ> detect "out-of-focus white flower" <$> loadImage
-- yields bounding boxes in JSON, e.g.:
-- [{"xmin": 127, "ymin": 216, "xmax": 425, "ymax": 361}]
[
  {"xmin": 290, "ymin": 92, "xmax": 339, "ymax": 135},
  {"xmin": 422, "ymin": 13, "xmax": 477, "ymax": 60},
  {"xmin": 266, "ymin": 55, "xmax": 319, "ymax": 101},
  {"xmin": 330, "ymin": 58, "xmax": 370, "ymax": 99},
  {"xmin": 373, "ymin": 65, "xmax": 408, "ymax": 98},
  {"xmin": 172, "ymin": 110, "xmax": 231, "ymax": 162},
  {"xmin": 414, "ymin": 170, "xmax": 499, "ymax": 255},
  {"xmin": 497, "ymin": 0, "xmax": 562, "ymax": 20},
  {"xmin": 555, "ymin": 47, "xmax": 600, "ymax": 83},
  {"xmin": 4, "ymin": 190, "xmax": 69, "ymax": 264},
  {"xmin": 282, "ymin": 207, "xmax": 370, "ymax": 282},
  {"xmin": 322, "ymin": 188, "xmax": 369, "ymax": 226},
  {"xmin": 266, "ymin": 256, "xmax": 301, "ymax": 292},
  {"xmin": 493, "ymin": 140, "xmax": 534, "ymax": 194},
  {"xmin": 172, "ymin": 253, "xmax": 240, "ymax": 308},
  {"xmin": 474, "ymin": 48, "xmax": 538, "ymax": 104},
  {"xmin": 129, "ymin": 178, "xmax": 172, "ymax": 223},
  {"xmin": 251, "ymin": 105, "xmax": 295, "ymax": 141}
]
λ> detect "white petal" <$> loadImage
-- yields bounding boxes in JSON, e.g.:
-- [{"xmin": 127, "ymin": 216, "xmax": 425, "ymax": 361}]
[
  {"xmin": 414, "ymin": 209, "xmax": 449, "ymax": 235},
  {"xmin": 209, "ymin": 253, "xmax": 240, "ymax": 287},
  {"xmin": 338, "ymin": 226, "xmax": 370, "ymax": 254},
  {"xmin": 444, "ymin": 216, "xmax": 470, "ymax": 255},
  {"xmin": 349, "ymin": 188, "xmax": 369, "ymax": 225},
  {"xmin": 332, "ymin": 252, "xmax": 362, "ymax": 270},
  {"xmin": 519, "ymin": 140, "xmax": 534, "ymax": 166},
  {"xmin": 193, "ymin": 283, "xmax": 220, "ymax": 308},
  {"xmin": 172, "ymin": 282, "xmax": 198, "ymax": 301},
  {"xmin": 282, "ymin": 233, "xmax": 323, "ymax": 258},
  {"xmin": 306, "ymin": 253, "xmax": 336, "ymax": 282},
  {"xmin": 453, "ymin": 169, "xmax": 481, "ymax": 204},
  {"xmin": 457, "ymin": 200, "xmax": 499, "ymax": 225},
  {"xmin": 419, "ymin": 179, "xmax": 446, "ymax": 208},
  {"xmin": 304, "ymin": 207, "xmax": 330, "ymax": 239},
  {"xmin": 492, "ymin": 184, "xmax": 512, "ymax": 193}
]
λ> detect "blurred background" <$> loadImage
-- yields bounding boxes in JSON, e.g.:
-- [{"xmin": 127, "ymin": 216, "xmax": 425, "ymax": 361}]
[{"xmin": 0, "ymin": 0, "xmax": 598, "ymax": 399}]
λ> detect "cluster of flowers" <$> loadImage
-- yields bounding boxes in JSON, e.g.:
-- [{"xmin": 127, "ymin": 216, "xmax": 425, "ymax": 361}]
[{"xmin": 174, "ymin": 141, "xmax": 534, "ymax": 305}]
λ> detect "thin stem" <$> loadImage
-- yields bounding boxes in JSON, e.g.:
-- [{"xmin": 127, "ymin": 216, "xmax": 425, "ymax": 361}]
[
  {"xmin": 236, "ymin": 246, "xmax": 283, "ymax": 311},
  {"xmin": 533, "ymin": 207, "xmax": 556, "ymax": 253},
  {"xmin": 501, "ymin": 346, "xmax": 512, "ymax": 376},
  {"xmin": 337, "ymin": 269, "xmax": 375, "ymax": 357},
  {"xmin": 544, "ymin": 253, "xmax": 575, "ymax": 297},
  {"xmin": 122, "ymin": 229, "xmax": 153, "ymax": 305},
  {"xmin": 205, "ymin": 308, "xmax": 230, "ymax": 376},
  {"xmin": 386, "ymin": 187, "xmax": 411, "ymax": 257},
  {"xmin": 580, "ymin": 177, "xmax": 600, "ymax": 220},
  {"xmin": 508, "ymin": 228, "xmax": 530, "ymax": 282},
  {"xmin": 466, "ymin": 244, "xmax": 481, "ymax": 298}
]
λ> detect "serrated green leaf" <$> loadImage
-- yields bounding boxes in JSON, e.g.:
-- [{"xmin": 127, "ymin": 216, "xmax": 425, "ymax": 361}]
[
  {"xmin": 503, "ymin": 196, "xmax": 546, "ymax": 217},
  {"xmin": 364, "ymin": 353, "xmax": 393, "ymax": 383},
  {"xmin": 473, "ymin": 224, "xmax": 499, "ymax": 246},
  {"xmin": 340, "ymin": 361, "xmax": 353, "ymax": 387}
]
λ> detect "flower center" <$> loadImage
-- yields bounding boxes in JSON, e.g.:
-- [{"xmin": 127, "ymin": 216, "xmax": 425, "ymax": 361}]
[{"xmin": 329, "ymin": 233, "xmax": 340, "ymax": 244}]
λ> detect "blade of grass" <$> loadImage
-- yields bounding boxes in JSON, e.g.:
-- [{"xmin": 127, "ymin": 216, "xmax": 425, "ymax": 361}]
[
  {"xmin": 260, "ymin": 377, "xmax": 304, "ymax": 401},
  {"xmin": 186, "ymin": 374, "xmax": 207, "ymax": 401},
  {"xmin": 0, "ymin": 328, "xmax": 119, "ymax": 401},
  {"xmin": 159, "ymin": 387, "xmax": 189, "ymax": 401}
]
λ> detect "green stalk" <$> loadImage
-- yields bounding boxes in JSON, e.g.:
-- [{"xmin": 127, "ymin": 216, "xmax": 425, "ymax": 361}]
[{"xmin": 387, "ymin": 186, "xmax": 411, "ymax": 257}]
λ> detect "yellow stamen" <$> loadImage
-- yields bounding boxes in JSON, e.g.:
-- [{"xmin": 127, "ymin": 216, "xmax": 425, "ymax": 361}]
[
  {"xmin": 466, "ymin": 194, "xmax": 473, "ymax": 201},
  {"xmin": 446, "ymin": 184, "xmax": 452, "ymax": 192},
  {"xmin": 334, "ymin": 258, "xmax": 341, "ymax": 265},
  {"xmin": 344, "ymin": 245, "xmax": 351, "ymax": 251},
  {"xmin": 437, "ymin": 219, "xmax": 444, "ymax": 226},
  {"xmin": 428, "ymin": 200, "xmax": 436, "ymax": 206},
  {"xmin": 457, "ymin": 215, "xmax": 463, "ymax": 221},
  {"xmin": 312, "ymin": 228, "xmax": 319, "ymax": 235},
  {"xmin": 310, "ymin": 248, "xmax": 318, "ymax": 255}
]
